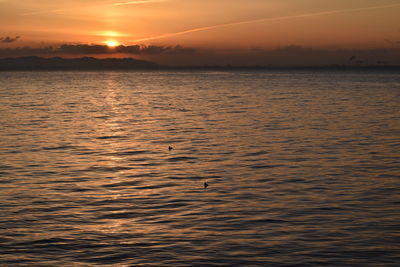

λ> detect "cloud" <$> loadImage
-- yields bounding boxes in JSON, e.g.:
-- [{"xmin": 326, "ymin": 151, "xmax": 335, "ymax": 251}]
[
  {"xmin": 20, "ymin": 9, "xmax": 64, "ymax": 16},
  {"xmin": 0, "ymin": 36, "xmax": 20, "ymax": 43},
  {"xmin": 112, "ymin": 0, "xmax": 166, "ymax": 6},
  {"xmin": 385, "ymin": 39, "xmax": 400, "ymax": 45},
  {"xmin": 132, "ymin": 3, "xmax": 400, "ymax": 42},
  {"xmin": 0, "ymin": 44, "xmax": 195, "ymax": 56},
  {"xmin": 20, "ymin": 0, "xmax": 166, "ymax": 16},
  {"xmin": 0, "ymin": 46, "xmax": 54, "ymax": 56},
  {"xmin": 58, "ymin": 44, "xmax": 195, "ymax": 54},
  {"xmin": 59, "ymin": 44, "xmax": 109, "ymax": 54},
  {"xmin": 146, "ymin": 45, "xmax": 400, "ymax": 66},
  {"xmin": 140, "ymin": 45, "xmax": 195, "ymax": 54}
]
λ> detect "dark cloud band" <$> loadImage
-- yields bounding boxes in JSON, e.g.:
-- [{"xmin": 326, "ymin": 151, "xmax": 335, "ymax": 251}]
[
  {"xmin": 0, "ymin": 44, "xmax": 195, "ymax": 56},
  {"xmin": 0, "ymin": 36, "xmax": 20, "ymax": 43}
]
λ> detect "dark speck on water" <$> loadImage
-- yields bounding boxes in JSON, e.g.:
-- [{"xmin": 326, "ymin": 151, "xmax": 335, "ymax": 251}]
[{"xmin": 0, "ymin": 70, "xmax": 399, "ymax": 266}]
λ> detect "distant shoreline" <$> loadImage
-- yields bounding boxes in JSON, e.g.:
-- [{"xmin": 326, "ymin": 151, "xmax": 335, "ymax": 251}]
[{"xmin": 1, "ymin": 56, "xmax": 399, "ymax": 71}]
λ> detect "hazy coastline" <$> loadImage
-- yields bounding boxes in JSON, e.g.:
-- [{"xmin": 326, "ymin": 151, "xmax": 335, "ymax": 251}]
[{"xmin": 1, "ymin": 56, "xmax": 400, "ymax": 71}]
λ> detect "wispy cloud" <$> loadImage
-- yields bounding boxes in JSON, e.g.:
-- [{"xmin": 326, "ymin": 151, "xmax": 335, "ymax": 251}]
[
  {"xmin": 91, "ymin": 31, "xmax": 130, "ymax": 37},
  {"xmin": 132, "ymin": 3, "xmax": 400, "ymax": 42},
  {"xmin": 112, "ymin": 0, "xmax": 165, "ymax": 6},
  {"xmin": 20, "ymin": 9, "xmax": 65, "ymax": 16},
  {"xmin": 20, "ymin": 0, "xmax": 166, "ymax": 16},
  {"xmin": 0, "ymin": 36, "xmax": 20, "ymax": 43}
]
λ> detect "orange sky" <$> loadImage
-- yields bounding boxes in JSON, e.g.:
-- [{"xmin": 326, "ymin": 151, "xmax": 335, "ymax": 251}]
[{"xmin": 1, "ymin": 0, "xmax": 400, "ymax": 65}]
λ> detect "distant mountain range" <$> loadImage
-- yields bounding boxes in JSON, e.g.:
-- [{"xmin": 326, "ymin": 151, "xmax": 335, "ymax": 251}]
[
  {"xmin": 0, "ymin": 56, "xmax": 160, "ymax": 70},
  {"xmin": 1, "ymin": 56, "xmax": 399, "ymax": 71}
]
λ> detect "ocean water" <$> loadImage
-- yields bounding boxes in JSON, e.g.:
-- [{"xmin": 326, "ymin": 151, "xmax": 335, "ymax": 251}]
[{"xmin": 0, "ymin": 70, "xmax": 399, "ymax": 266}]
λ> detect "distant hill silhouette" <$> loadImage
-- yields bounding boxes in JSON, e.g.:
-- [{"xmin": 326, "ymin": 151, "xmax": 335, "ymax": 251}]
[
  {"xmin": 1, "ymin": 56, "xmax": 399, "ymax": 71},
  {"xmin": 0, "ymin": 56, "xmax": 160, "ymax": 70}
]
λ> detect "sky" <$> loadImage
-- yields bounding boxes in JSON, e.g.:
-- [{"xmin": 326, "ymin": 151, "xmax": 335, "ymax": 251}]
[{"xmin": 1, "ymin": 0, "xmax": 400, "ymax": 65}]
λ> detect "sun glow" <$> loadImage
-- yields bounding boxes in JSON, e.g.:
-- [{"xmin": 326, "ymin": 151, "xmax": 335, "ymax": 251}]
[{"xmin": 105, "ymin": 40, "xmax": 120, "ymax": 47}]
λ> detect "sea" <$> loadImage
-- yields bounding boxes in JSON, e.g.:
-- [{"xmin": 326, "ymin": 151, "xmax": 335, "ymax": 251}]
[{"xmin": 0, "ymin": 70, "xmax": 399, "ymax": 266}]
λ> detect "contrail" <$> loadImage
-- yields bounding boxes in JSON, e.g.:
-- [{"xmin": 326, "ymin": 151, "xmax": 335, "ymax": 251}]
[
  {"xmin": 20, "ymin": 0, "xmax": 166, "ymax": 16},
  {"xmin": 20, "ymin": 9, "xmax": 64, "ymax": 16},
  {"xmin": 132, "ymin": 3, "xmax": 400, "ymax": 42}
]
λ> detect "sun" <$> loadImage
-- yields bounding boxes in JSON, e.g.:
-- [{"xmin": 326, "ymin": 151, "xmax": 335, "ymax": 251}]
[{"xmin": 105, "ymin": 40, "xmax": 120, "ymax": 47}]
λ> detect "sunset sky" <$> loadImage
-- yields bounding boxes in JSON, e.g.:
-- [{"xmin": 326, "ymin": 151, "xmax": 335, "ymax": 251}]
[{"xmin": 1, "ymin": 0, "xmax": 400, "ymax": 65}]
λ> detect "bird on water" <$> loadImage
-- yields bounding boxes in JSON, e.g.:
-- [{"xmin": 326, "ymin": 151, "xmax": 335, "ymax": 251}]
[
  {"xmin": 168, "ymin": 146, "xmax": 173, "ymax": 151},
  {"xmin": 204, "ymin": 182, "xmax": 208, "ymax": 189}
]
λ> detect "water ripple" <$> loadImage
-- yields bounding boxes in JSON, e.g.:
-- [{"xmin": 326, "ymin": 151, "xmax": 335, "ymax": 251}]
[{"xmin": 0, "ymin": 70, "xmax": 399, "ymax": 266}]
